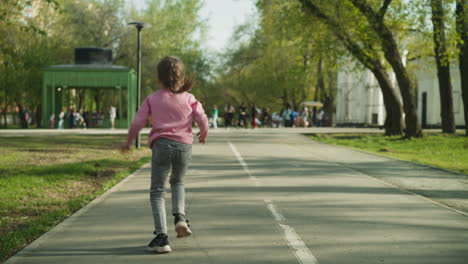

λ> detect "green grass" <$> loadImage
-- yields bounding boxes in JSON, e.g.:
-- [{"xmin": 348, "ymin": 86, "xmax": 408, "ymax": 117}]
[
  {"xmin": 309, "ymin": 133, "xmax": 468, "ymax": 175},
  {"xmin": 0, "ymin": 135, "xmax": 151, "ymax": 262}
]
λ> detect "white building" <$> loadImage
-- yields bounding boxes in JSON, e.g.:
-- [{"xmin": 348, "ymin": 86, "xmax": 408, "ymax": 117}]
[
  {"xmin": 414, "ymin": 59, "xmax": 465, "ymax": 127},
  {"xmin": 335, "ymin": 62, "xmax": 392, "ymax": 126},
  {"xmin": 335, "ymin": 59, "xmax": 465, "ymax": 128}
]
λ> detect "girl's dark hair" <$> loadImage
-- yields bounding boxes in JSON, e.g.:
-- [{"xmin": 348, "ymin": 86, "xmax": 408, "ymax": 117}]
[{"xmin": 157, "ymin": 56, "xmax": 194, "ymax": 93}]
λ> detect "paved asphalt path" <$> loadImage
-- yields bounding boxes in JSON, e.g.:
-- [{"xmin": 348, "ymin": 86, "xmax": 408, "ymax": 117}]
[{"xmin": 5, "ymin": 131, "xmax": 468, "ymax": 264}]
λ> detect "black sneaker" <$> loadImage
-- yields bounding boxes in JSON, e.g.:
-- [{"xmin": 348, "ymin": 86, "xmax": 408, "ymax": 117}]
[
  {"xmin": 147, "ymin": 233, "xmax": 171, "ymax": 253},
  {"xmin": 174, "ymin": 213, "xmax": 192, "ymax": 238}
]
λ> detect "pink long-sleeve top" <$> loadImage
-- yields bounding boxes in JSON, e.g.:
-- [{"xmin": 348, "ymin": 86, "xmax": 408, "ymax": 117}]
[{"xmin": 127, "ymin": 88, "xmax": 209, "ymax": 147}]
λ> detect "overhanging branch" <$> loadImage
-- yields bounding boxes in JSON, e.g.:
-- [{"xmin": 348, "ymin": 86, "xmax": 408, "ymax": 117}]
[{"xmin": 379, "ymin": 0, "xmax": 393, "ymax": 19}]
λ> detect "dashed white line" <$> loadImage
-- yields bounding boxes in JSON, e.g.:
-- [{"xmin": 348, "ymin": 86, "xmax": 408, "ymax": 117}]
[
  {"xmin": 279, "ymin": 223, "xmax": 319, "ymax": 264},
  {"xmin": 265, "ymin": 200, "xmax": 319, "ymax": 264},
  {"xmin": 228, "ymin": 141, "xmax": 259, "ymax": 186},
  {"xmin": 264, "ymin": 199, "xmax": 286, "ymax": 222},
  {"xmin": 228, "ymin": 141, "xmax": 319, "ymax": 264}
]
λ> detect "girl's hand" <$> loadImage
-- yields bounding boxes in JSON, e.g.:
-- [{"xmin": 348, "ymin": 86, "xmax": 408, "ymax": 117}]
[
  {"xmin": 197, "ymin": 132, "xmax": 206, "ymax": 144},
  {"xmin": 120, "ymin": 142, "xmax": 131, "ymax": 153}
]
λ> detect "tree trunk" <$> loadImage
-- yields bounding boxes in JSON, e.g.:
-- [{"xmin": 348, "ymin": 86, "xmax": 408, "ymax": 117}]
[
  {"xmin": 350, "ymin": 0, "xmax": 422, "ymax": 138},
  {"xmin": 77, "ymin": 89, "xmax": 85, "ymax": 112},
  {"xmin": 370, "ymin": 64, "xmax": 404, "ymax": 135},
  {"xmin": 36, "ymin": 104, "xmax": 42, "ymax": 128},
  {"xmin": 326, "ymin": 68, "xmax": 336, "ymax": 126},
  {"xmin": 383, "ymin": 49, "xmax": 421, "ymax": 138},
  {"xmin": 2, "ymin": 107, "xmax": 7, "ymax": 128},
  {"xmin": 281, "ymin": 88, "xmax": 289, "ymax": 108},
  {"xmin": 94, "ymin": 93, "xmax": 100, "ymax": 112},
  {"xmin": 456, "ymin": 0, "xmax": 468, "ymax": 136},
  {"xmin": 301, "ymin": 53, "xmax": 309, "ymax": 104},
  {"xmin": 315, "ymin": 56, "xmax": 324, "ymax": 102},
  {"xmin": 323, "ymin": 95, "xmax": 334, "ymax": 127},
  {"xmin": 431, "ymin": 0, "xmax": 456, "ymax": 133}
]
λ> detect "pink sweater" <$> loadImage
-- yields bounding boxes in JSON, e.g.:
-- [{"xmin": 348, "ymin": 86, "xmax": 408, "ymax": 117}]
[{"xmin": 127, "ymin": 88, "xmax": 209, "ymax": 147}]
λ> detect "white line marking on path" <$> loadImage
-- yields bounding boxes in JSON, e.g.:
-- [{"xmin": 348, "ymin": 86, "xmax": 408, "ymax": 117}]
[
  {"xmin": 265, "ymin": 200, "xmax": 319, "ymax": 264},
  {"xmin": 228, "ymin": 141, "xmax": 319, "ymax": 264},
  {"xmin": 228, "ymin": 141, "xmax": 259, "ymax": 186},
  {"xmin": 264, "ymin": 199, "xmax": 286, "ymax": 222}
]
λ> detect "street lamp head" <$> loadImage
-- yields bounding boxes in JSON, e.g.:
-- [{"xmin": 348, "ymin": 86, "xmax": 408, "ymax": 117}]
[{"xmin": 128, "ymin": 22, "xmax": 145, "ymax": 30}]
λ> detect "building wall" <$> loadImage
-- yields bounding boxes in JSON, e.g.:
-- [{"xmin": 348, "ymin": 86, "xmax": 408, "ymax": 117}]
[
  {"xmin": 336, "ymin": 58, "xmax": 465, "ymax": 128},
  {"xmin": 415, "ymin": 59, "xmax": 465, "ymax": 127},
  {"xmin": 336, "ymin": 62, "xmax": 387, "ymax": 126}
]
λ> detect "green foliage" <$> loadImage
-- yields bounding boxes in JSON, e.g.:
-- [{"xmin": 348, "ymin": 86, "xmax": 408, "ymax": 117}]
[
  {"xmin": 117, "ymin": 0, "xmax": 210, "ymax": 99},
  {"xmin": 213, "ymin": 0, "xmax": 340, "ymax": 113},
  {"xmin": 0, "ymin": 0, "xmax": 210, "ymax": 126}
]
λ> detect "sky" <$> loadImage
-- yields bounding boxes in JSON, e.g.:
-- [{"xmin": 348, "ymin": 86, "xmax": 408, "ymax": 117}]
[
  {"xmin": 129, "ymin": 0, "xmax": 258, "ymax": 52},
  {"xmin": 199, "ymin": 0, "xmax": 257, "ymax": 52}
]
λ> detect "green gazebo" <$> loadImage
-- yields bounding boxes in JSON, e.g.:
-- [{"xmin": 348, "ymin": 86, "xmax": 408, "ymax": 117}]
[{"xmin": 41, "ymin": 64, "xmax": 137, "ymax": 128}]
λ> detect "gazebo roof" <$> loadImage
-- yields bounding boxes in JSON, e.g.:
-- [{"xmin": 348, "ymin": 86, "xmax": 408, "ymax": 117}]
[{"xmin": 45, "ymin": 64, "xmax": 133, "ymax": 72}]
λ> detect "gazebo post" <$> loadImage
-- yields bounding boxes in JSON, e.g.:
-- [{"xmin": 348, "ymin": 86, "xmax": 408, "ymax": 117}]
[
  {"xmin": 41, "ymin": 75, "xmax": 48, "ymax": 128},
  {"xmin": 118, "ymin": 87, "xmax": 123, "ymax": 128},
  {"xmin": 51, "ymin": 84, "xmax": 56, "ymax": 128}
]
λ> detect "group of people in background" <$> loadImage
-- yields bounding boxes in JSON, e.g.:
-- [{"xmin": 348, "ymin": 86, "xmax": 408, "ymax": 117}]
[
  {"xmin": 47, "ymin": 102, "xmax": 329, "ymax": 130},
  {"xmin": 50, "ymin": 106, "xmax": 118, "ymax": 129},
  {"xmin": 210, "ymin": 102, "xmax": 329, "ymax": 129}
]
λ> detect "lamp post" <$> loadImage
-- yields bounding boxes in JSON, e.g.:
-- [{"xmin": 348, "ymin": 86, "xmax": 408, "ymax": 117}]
[
  {"xmin": 128, "ymin": 21, "xmax": 144, "ymax": 148},
  {"xmin": 3, "ymin": 61, "xmax": 9, "ymax": 129}
]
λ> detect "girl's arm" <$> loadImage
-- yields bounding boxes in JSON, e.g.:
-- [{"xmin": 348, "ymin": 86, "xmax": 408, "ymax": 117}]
[
  {"xmin": 122, "ymin": 98, "xmax": 151, "ymax": 150},
  {"xmin": 190, "ymin": 95, "xmax": 209, "ymax": 144}
]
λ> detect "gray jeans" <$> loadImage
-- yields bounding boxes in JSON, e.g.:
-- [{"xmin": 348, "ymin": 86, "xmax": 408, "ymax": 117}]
[{"xmin": 150, "ymin": 138, "xmax": 192, "ymax": 235}]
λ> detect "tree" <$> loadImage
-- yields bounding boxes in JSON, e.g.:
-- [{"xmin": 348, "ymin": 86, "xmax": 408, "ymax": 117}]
[
  {"xmin": 214, "ymin": 0, "xmax": 340, "ymax": 119},
  {"xmin": 117, "ymin": 0, "xmax": 208, "ymax": 99},
  {"xmin": 349, "ymin": 0, "xmax": 422, "ymax": 138},
  {"xmin": 299, "ymin": 0, "xmax": 404, "ymax": 135},
  {"xmin": 456, "ymin": 0, "xmax": 468, "ymax": 136},
  {"xmin": 431, "ymin": 0, "xmax": 456, "ymax": 133},
  {"xmin": 0, "ymin": 0, "xmax": 210, "ymax": 128}
]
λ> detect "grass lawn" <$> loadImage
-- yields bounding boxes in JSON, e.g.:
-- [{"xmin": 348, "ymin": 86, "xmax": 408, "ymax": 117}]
[
  {"xmin": 309, "ymin": 133, "xmax": 468, "ymax": 175},
  {"xmin": 0, "ymin": 134, "xmax": 151, "ymax": 262}
]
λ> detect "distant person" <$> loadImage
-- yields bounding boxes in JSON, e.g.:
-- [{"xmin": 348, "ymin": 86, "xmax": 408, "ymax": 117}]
[
  {"xmin": 58, "ymin": 109, "xmax": 65, "ymax": 129},
  {"xmin": 272, "ymin": 112, "xmax": 282, "ymax": 128},
  {"xmin": 317, "ymin": 108, "xmax": 325, "ymax": 127},
  {"xmin": 250, "ymin": 103, "xmax": 260, "ymax": 128},
  {"xmin": 212, "ymin": 105, "xmax": 218, "ymax": 129},
  {"xmin": 75, "ymin": 110, "xmax": 86, "ymax": 129},
  {"xmin": 109, "ymin": 106, "xmax": 116, "ymax": 129},
  {"xmin": 291, "ymin": 108, "xmax": 299, "ymax": 127},
  {"xmin": 282, "ymin": 104, "xmax": 293, "ymax": 127},
  {"xmin": 262, "ymin": 107, "xmax": 271, "ymax": 127},
  {"xmin": 297, "ymin": 106, "xmax": 309, "ymax": 127},
  {"xmin": 74, "ymin": 111, "xmax": 82, "ymax": 128},
  {"xmin": 224, "ymin": 103, "xmax": 235, "ymax": 128},
  {"xmin": 69, "ymin": 108, "xmax": 75, "ymax": 129},
  {"xmin": 49, "ymin": 113, "xmax": 55, "ymax": 129},
  {"xmin": 23, "ymin": 109, "xmax": 30, "ymax": 128},
  {"xmin": 238, "ymin": 102, "xmax": 248, "ymax": 128},
  {"xmin": 120, "ymin": 56, "xmax": 209, "ymax": 254},
  {"xmin": 82, "ymin": 109, "xmax": 90, "ymax": 128}
]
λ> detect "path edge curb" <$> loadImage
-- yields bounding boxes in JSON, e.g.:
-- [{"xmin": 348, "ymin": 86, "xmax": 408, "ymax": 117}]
[
  {"xmin": 3, "ymin": 163, "xmax": 151, "ymax": 264},
  {"xmin": 304, "ymin": 134, "xmax": 468, "ymax": 177}
]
